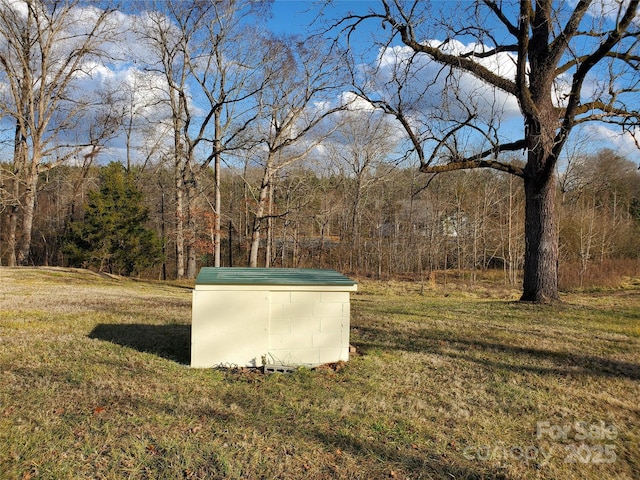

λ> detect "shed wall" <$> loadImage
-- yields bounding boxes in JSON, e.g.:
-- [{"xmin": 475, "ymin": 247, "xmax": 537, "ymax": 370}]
[
  {"xmin": 191, "ymin": 285, "xmax": 353, "ymax": 368},
  {"xmin": 267, "ymin": 290, "xmax": 350, "ymax": 366}
]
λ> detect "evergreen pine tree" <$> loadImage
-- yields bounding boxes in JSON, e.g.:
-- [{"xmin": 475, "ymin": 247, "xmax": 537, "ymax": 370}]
[{"xmin": 65, "ymin": 162, "xmax": 164, "ymax": 276}]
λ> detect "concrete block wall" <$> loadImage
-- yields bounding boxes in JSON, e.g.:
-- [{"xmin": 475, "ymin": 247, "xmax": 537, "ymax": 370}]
[{"xmin": 267, "ymin": 291, "xmax": 350, "ymax": 366}]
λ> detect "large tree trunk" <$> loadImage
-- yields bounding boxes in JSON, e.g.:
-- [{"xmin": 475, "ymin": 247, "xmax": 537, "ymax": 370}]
[
  {"xmin": 249, "ymin": 166, "xmax": 271, "ymax": 268},
  {"xmin": 7, "ymin": 160, "xmax": 19, "ymax": 267},
  {"xmin": 213, "ymin": 152, "xmax": 221, "ymax": 267},
  {"xmin": 7, "ymin": 204, "xmax": 18, "ymax": 267},
  {"xmin": 16, "ymin": 162, "xmax": 39, "ymax": 265},
  {"xmin": 186, "ymin": 177, "xmax": 198, "ymax": 279},
  {"xmin": 521, "ymin": 163, "xmax": 560, "ymax": 302},
  {"xmin": 175, "ymin": 178, "xmax": 185, "ymax": 279},
  {"xmin": 265, "ymin": 182, "xmax": 273, "ymax": 268},
  {"xmin": 8, "ymin": 120, "xmax": 26, "ymax": 267},
  {"xmin": 213, "ymin": 112, "xmax": 222, "ymax": 268}
]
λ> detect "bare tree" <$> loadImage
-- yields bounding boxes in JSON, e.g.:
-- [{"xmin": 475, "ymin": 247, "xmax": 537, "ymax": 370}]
[
  {"xmin": 184, "ymin": 0, "xmax": 267, "ymax": 268},
  {"xmin": 327, "ymin": 109, "xmax": 400, "ymax": 271},
  {"xmin": 338, "ymin": 0, "xmax": 640, "ymax": 302},
  {"xmin": 247, "ymin": 35, "xmax": 347, "ymax": 267},
  {"xmin": 560, "ymin": 149, "xmax": 640, "ymax": 284},
  {"xmin": 0, "ymin": 0, "xmax": 120, "ymax": 266},
  {"xmin": 134, "ymin": 0, "xmax": 268, "ymax": 278},
  {"xmin": 134, "ymin": 1, "xmax": 195, "ymax": 279}
]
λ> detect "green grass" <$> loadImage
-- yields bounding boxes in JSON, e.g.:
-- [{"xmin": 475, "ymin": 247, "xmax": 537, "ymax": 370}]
[{"xmin": 1, "ymin": 267, "xmax": 638, "ymax": 479}]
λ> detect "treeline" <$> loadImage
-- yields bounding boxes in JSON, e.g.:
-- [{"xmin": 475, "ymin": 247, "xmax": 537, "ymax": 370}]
[{"xmin": 2, "ymin": 148, "xmax": 638, "ymax": 288}]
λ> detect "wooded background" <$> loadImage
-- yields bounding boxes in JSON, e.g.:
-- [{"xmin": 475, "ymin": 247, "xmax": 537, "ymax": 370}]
[{"xmin": 3, "ymin": 147, "xmax": 639, "ymax": 289}]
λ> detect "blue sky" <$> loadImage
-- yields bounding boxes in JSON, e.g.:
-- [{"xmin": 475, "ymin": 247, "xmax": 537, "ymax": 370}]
[
  {"xmin": 268, "ymin": 0, "xmax": 379, "ymax": 36},
  {"xmin": 268, "ymin": 0, "xmax": 326, "ymax": 34}
]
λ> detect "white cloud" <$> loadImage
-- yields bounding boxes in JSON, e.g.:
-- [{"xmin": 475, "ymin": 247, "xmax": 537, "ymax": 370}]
[
  {"xmin": 0, "ymin": 0, "xmax": 27, "ymax": 19},
  {"xmin": 581, "ymin": 124, "xmax": 640, "ymax": 163},
  {"xmin": 348, "ymin": 41, "xmax": 525, "ymax": 161},
  {"xmin": 370, "ymin": 42, "xmax": 521, "ymax": 126},
  {"xmin": 578, "ymin": 0, "xmax": 640, "ymax": 21},
  {"xmin": 341, "ymin": 91, "xmax": 377, "ymax": 112}
]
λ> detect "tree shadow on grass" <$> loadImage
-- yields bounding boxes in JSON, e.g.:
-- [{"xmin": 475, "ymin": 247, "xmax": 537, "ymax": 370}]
[
  {"xmin": 89, "ymin": 323, "xmax": 190, "ymax": 365},
  {"xmin": 315, "ymin": 430, "xmax": 508, "ymax": 480},
  {"xmin": 352, "ymin": 325, "xmax": 640, "ymax": 381}
]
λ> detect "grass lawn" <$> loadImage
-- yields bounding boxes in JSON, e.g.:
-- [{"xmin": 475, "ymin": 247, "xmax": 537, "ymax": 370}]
[{"xmin": 0, "ymin": 267, "xmax": 638, "ymax": 479}]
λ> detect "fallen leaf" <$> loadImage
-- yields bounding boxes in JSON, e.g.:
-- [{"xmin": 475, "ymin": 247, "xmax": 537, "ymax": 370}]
[{"xmin": 21, "ymin": 468, "xmax": 37, "ymax": 480}]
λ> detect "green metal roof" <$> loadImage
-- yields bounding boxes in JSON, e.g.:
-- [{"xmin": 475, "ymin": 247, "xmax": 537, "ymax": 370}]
[{"xmin": 195, "ymin": 268, "xmax": 357, "ymax": 286}]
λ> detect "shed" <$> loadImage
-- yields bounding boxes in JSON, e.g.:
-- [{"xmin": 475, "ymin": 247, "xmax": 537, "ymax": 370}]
[{"xmin": 191, "ymin": 267, "xmax": 357, "ymax": 369}]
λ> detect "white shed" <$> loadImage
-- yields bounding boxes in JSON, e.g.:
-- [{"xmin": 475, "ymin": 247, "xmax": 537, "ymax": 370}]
[{"xmin": 191, "ymin": 267, "xmax": 357, "ymax": 369}]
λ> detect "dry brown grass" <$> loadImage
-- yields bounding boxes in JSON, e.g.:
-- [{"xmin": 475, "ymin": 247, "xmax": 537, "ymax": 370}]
[
  {"xmin": 1, "ymin": 267, "xmax": 639, "ymax": 479},
  {"xmin": 559, "ymin": 258, "xmax": 640, "ymax": 291}
]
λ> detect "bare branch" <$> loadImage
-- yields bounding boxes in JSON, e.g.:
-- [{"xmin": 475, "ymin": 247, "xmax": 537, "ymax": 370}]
[
  {"xmin": 482, "ymin": 1, "xmax": 519, "ymax": 37},
  {"xmin": 397, "ymin": 28, "xmax": 518, "ymax": 96},
  {"xmin": 420, "ymin": 139, "xmax": 526, "ymax": 177}
]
